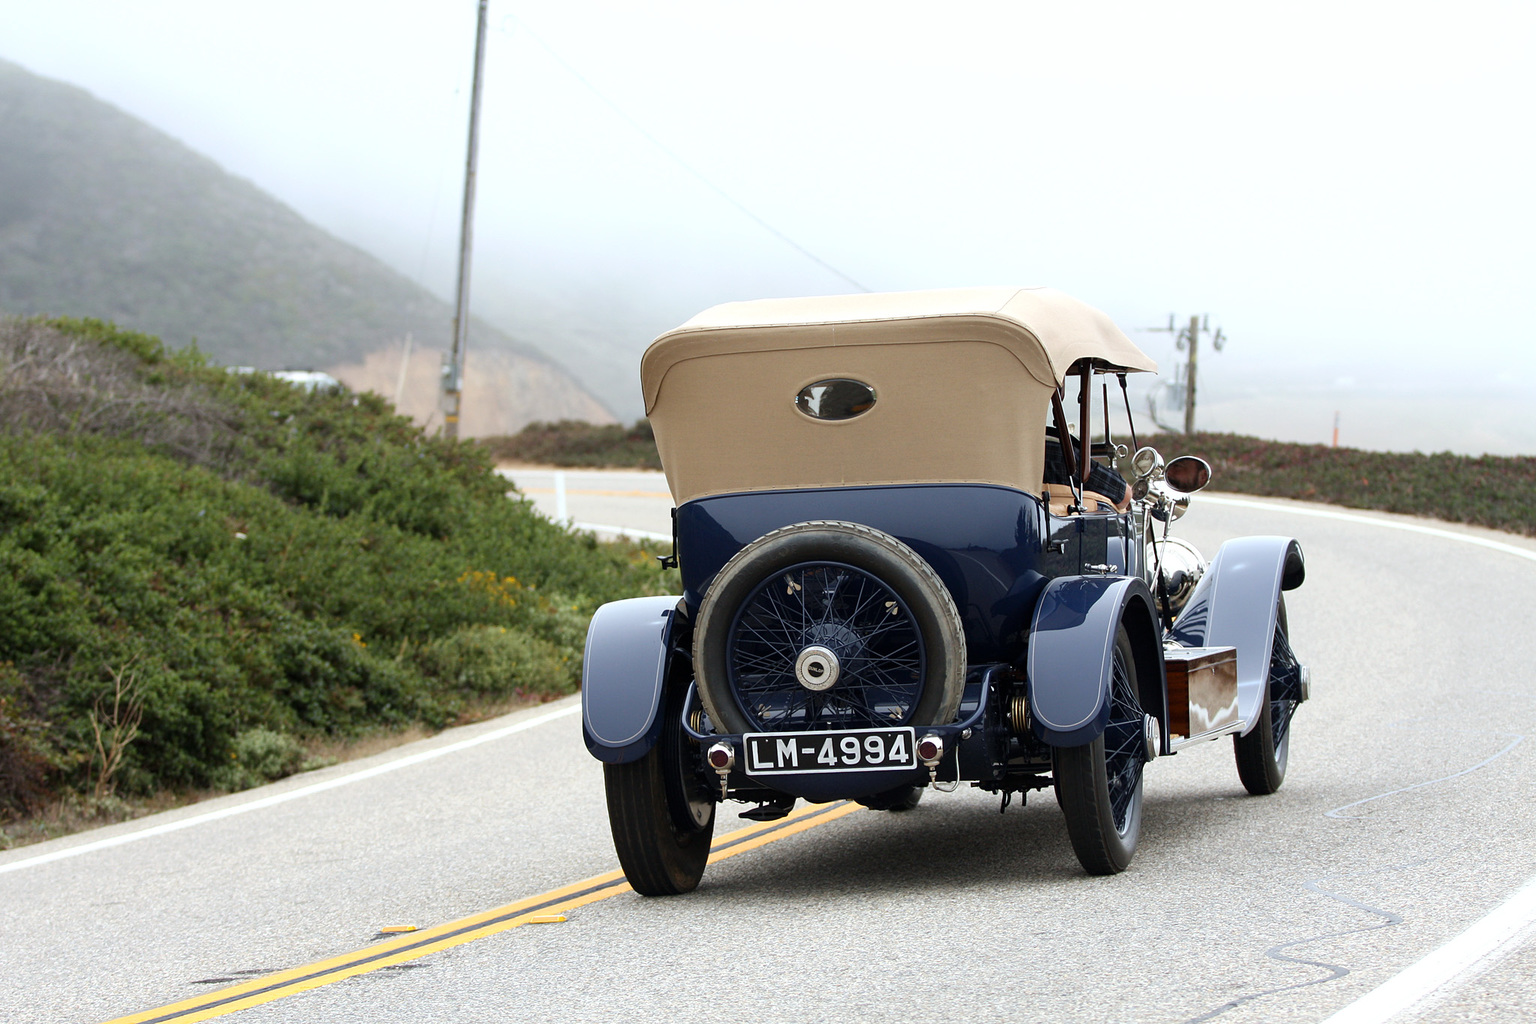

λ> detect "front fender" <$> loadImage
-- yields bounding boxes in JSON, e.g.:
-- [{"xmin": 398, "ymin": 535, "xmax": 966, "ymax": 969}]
[
  {"xmin": 581, "ymin": 595, "xmax": 683, "ymax": 764},
  {"xmin": 1027, "ymin": 575, "xmax": 1163, "ymax": 748},
  {"xmin": 1169, "ymin": 536, "xmax": 1304, "ymax": 735}
]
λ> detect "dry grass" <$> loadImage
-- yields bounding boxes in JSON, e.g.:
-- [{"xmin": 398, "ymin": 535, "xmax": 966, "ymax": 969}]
[
  {"xmin": 0, "ymin": 790, "xmax": 210, "ymax": 851},
  {"xmin": 0, "ymin": 319, "xmax": 240, "ymax": 466}
]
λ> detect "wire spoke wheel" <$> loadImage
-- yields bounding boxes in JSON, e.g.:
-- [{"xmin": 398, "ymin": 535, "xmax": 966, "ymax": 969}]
[
  {"xmin": 1101, "ymin": 647, "xmax": 1145, "ymax": 833},
  {"xmin": 1055, "ymin": 624, "xmax": 1145, "ymax": 875},
  {"xmin": 693, "ymin": 521, "xmax": 965, "ymax": 738},
  {"xmin": 1268, "ymin": 627, "xmax": 1302, "ymax": 760},
  {"xmin": 1234, "ymin": 596, "xmax": 1299, "ymax": 795},
  {"xmin": 728, "ymin": 562, "xmax": 925, "ymax": 731}
]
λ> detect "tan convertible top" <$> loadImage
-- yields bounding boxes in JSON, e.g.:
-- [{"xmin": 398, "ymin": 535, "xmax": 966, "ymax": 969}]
[{"xmin": 642, "ymin": 287, "xmax": 1156, "ymax": 504}]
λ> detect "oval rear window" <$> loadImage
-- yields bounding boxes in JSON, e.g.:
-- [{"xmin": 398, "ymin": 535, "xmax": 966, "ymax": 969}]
[{"xmin": 795, "ymin": 379, "xmax": 877, "ymax": 421}]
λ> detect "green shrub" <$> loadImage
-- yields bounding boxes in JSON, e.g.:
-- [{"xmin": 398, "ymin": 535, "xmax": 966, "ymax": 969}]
[
  {"xmin": 214, "ymin": 727, "xmax": 306, "ymax": 791},
  {"xmin": 0, "ymin": 318, "xmax": 678, "ymax": 813},
  {"xmin": 479, "ymin": 419, "xmax": 662, "ymax": 469},
  {"xmin": 0, "ymin": 664, "xmax": 53, "ymax": 816},
  {"xmin": 418, "ymin": 625, "xmax": 574, "ymax": 699},
  {"xmin": 1149, "ymin": 432, "xmax": 1536, "ymax": 537}
]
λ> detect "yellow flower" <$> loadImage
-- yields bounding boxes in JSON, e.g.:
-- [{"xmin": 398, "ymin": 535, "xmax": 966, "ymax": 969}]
[{"xmin": 457, "ymin": 569, "xmax": 519, "ymax": 607}]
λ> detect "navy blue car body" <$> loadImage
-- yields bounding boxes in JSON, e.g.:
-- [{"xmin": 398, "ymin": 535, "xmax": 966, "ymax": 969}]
[{"xmin": 584, "ymin": 288, "xmax": 1309, "ymax": 890}]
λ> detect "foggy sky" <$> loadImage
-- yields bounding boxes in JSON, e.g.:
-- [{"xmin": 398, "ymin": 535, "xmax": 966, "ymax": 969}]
[{"xmin": 2, "ymin": 1, "xmax": 1532, "ymax": 451}]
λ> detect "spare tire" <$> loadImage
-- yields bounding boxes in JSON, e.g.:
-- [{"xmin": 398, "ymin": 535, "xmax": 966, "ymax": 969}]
[{"xmin": 693, "ymin": 521, "xmax": 966, "ymax": 736}]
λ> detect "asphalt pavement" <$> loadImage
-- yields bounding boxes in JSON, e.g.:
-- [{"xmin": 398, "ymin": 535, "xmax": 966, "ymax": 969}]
[{"xmin": 5, "ymin": 486, "xmax": 1535, "ymax": 1023}]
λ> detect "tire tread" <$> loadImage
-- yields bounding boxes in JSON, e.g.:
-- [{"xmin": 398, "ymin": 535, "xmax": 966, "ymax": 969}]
[{"xmin": 605, "ymin": 757, "xmax": 713, "ymax": 896}]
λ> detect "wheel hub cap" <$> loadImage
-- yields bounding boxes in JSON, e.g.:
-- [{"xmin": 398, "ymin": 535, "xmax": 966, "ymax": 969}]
[
  {"xmin": 1143, "ymin": 714, "xmax": 1161, "ymax": 761},
  {"xmin": 794, "ymin": 645, "xmax": 840, "ymax": 692}
]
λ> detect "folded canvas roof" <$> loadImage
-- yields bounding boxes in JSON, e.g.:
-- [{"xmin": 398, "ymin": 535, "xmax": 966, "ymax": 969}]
[{"xmin": 642, "ymin": 287, "xmax": 1156, "ymax": 505}]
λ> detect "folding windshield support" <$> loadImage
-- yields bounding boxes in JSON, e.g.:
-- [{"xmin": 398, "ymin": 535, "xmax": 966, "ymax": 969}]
[
  {"xmin": 1118, "ymin": 373, "xmax": 1139, "ymax": 452},
  {"xmin": 1102, "ymin": 380, "xmax": 1112, "ymax": 453},
  {"xmin": 1078, "ymin": 363, "xmax": 1093, "ymax": 495},
  {"xmin": 1050, "ymin": 389, "xmax": 1080, "ymax": 485}
]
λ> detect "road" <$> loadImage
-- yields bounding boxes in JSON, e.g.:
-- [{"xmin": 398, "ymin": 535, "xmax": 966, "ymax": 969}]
[
  {"xmin": 499, "ymin": 467, "xmax": 672, "ymax": 541},
  {"xmin": 4, "ymin": 490, "xmax": 1536, "ymax": 1023}
]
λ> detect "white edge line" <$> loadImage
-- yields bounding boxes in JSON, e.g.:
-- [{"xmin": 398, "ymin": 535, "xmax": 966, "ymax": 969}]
[
  {"xmin": 1198, "ymin": 493, "xmax": 1536, "ymax": 1021},
  {"xmin": 1317, "ymin": 877, "xmax": 1536, "ymax": 1024},
  {"xmin": 570, "ymin": 521, "xmax": 671, "ymax": 542},
  {"xmin": 0, "ymin": 703, "xmax": 580, "ymax": 876}
]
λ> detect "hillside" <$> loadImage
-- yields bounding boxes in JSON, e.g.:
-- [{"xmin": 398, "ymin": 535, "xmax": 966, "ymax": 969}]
[
  {"xmin": 0, "ymin": 318, "xmax": 671, "ymax": 837},
  {"xmin": 0, "ymin": 58, "xmax": 611, "ymax": 433}
]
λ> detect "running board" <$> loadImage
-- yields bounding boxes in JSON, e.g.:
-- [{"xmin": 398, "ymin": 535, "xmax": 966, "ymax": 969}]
[{"xmin": 1167, "ymin": 721, "xmax": 1245, "ymax": 751}]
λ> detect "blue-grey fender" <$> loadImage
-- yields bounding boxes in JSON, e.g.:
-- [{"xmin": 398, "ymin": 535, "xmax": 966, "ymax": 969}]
[
  {"xmin": 1168, "ymin": 535, "xmax": 1305, "ymax": 736},
  {"xmin": 1026, "ymin": 575, "xmax": 1166, "ymax": 749},
  {"xmin": 581, "ymin": 595, "xmax": 683, "ymax": 764}
]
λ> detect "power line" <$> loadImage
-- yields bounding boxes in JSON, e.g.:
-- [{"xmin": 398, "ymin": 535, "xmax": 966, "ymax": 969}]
[{"xmin": 504, "ymin": 14, "xmax": 872, "ymax": 293}]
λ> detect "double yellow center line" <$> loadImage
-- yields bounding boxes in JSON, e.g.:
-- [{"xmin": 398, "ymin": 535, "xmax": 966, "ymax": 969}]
[{"xmin": 106, "ymin": 800, "xmax": 861, "ymax": 1024}]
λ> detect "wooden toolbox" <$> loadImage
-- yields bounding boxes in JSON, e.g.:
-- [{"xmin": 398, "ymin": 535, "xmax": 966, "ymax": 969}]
[{"xmin": 1163, "ymin": 645, "xmax": 1240, "ymax": 746}]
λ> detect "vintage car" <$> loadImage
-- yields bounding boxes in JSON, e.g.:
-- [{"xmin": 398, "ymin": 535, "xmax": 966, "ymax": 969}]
[{"xmin": 581, "ymin": 287, "xmax": 1308, "ymax": 894}]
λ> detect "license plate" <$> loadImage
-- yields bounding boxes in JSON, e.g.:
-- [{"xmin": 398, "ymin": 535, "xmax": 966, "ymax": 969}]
[{"xmin": 742, "ymin": 727, "xmax": 916, "ymax": 775}]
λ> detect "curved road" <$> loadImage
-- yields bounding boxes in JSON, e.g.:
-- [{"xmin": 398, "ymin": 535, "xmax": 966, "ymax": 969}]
[{"xmin": 4, "ymin": 489, "xmax": 1535, "ymax": 1023}]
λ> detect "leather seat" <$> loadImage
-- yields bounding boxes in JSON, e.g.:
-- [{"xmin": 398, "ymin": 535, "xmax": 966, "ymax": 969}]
[{"xmin": 1044, "ymin": 483, "xmax": 1125, "ymax": 516}]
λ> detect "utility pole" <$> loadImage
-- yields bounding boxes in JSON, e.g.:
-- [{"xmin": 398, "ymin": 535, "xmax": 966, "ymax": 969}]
[
  {"xmin": 1144, "ymin": 313, "xmax": 1226, "ymax": 433},
  {"xmin": 1181, "ymin": 314, "xmax": 1200, "ymax": 435},
  {"xmin": 442, "ymin": 0, "xmax": 489, "ymax": 440}
]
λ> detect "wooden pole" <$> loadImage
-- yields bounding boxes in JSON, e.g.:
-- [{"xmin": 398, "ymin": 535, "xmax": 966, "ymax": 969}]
[
  {"xmin": 1183, "ymin": 314, "xmax": 1200, "ymax": 435},
  {"xmin": 444, "ymin": 0, "xmax": 489, "ymax": 440}
]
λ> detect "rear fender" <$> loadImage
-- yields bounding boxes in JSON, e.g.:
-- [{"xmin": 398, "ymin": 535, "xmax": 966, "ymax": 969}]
[
  {"xmin": 1027, "ymin": 576, "xmax": 1165, "ymax": 748},
  {"xmin": 1169, "ymin": 536, "xmax": 1304, "ymax": 735},
  {"xmin": 581, "ymin": 596, "xmax": 683, "ymax": 764}
]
